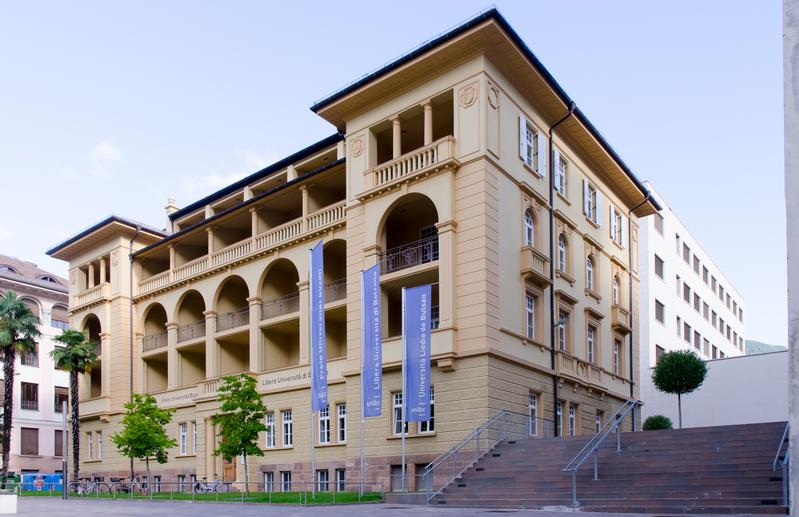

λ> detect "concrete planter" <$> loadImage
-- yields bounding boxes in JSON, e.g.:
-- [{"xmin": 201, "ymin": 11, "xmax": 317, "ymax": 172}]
[{"xmin": 0, "ymin": 494, "xmax": 17, "ymax": 514}]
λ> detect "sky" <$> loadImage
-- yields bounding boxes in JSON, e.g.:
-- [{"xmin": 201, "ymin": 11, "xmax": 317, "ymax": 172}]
[{"xmin": 0, "ymin": 1, "xmax": 786, "ymax": 346}]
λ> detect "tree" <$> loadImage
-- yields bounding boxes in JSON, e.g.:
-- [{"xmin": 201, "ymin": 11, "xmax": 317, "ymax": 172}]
[
  {"xmin": 51, "ymin": 329, "xmax": 98, "ymax": 483},
  {"xmin": 211, "ymin": 374, "xmax": 267, "ymax": 495},
  {"xmin": 111, "ymin": 393, "xmax": 176, "ymax": 489},
  {"xmin": 651, "ymin": 350, "xmax": 708, "ymax": 429},
  {"xmin": 0, "ymin": 291, "xmax": 40, "ymax": 483},
  {"xmin": 642, "ymin": 415, "xmax": 673, "ymax": 431}
]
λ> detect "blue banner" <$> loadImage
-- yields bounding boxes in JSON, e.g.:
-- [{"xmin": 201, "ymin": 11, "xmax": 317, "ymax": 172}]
[
  {"xmin": 403, "ymin": 284, "xmax": 431, "ymax": 422},
  {"xmin": 361, "ymin": 264, "xmax": 382, "ymax": 417},
  {"xmin": 310, "ymin": 240, "xmax": 327, "ymax": 411}
]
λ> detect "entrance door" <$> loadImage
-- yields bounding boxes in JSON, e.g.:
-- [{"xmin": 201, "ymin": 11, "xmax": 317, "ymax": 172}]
[{"xmin": 222, "ymin": 458, "xmax": 236, "ymax": 482}]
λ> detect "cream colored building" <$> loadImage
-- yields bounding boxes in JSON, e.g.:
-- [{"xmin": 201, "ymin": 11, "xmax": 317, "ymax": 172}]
[{"xmin": 47, "ymin": 10, "xmax": 659, "ymax": 490}]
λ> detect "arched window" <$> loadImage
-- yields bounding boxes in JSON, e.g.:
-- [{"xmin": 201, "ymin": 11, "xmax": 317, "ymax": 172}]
[
  {"xmin": 586, "ymin": 256, "xmax": 595, "ymax": 291},
  {"xmin": 0, "ymin": 265, "xmax": 18, "ymax": 275},
  {"xmin": 557, "ymin": 235, "xmax": 567, "ymax": 272},
  {"xmin": 20, "ymin": 298, "xmax": 39, "ymax": 318},
  {"xmin": 39, "ymin": 276, "xmax": 60, "ymax": 284},
  {"xmin": 612, "ymin": 276, "xmax": 620, "ymax": 305},
  {"xmin": 524, "ymin": 210, "xmax": 535, "ymax": 247}
]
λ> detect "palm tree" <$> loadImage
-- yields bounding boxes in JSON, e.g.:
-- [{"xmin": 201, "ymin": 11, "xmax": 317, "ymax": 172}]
[
  {"xmin": 51, "ymin": 329, "xmax": 97, "ymax": 484},
  {"xmin": 0, "ymin": 291, "xmax": 41, "ymax": 484}
]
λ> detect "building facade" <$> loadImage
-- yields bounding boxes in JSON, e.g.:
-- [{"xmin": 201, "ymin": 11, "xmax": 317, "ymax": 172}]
[
  {"xmin": 638, "ymin": 182, "xmax": 746, "ymax": 419},
  {"xmin": 0, "ymin": 255, "xmax": 70, "ymax": 474},
  {"xmin": 48, "ymin": 10, "xmax": 659, "ymax": 490}
]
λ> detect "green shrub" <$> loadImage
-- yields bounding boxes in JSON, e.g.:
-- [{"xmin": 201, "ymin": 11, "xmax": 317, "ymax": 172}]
[{"xmin": 642, "ymin": 415, "xmax": 673, "ymax": 431}]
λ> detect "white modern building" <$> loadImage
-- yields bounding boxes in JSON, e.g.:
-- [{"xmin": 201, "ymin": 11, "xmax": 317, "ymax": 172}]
[
  {"xmin": 638, "ymin": 183, "xmax": 746, "ymax": 419},
  {"xmin": 0, "ymin": 255, "xmax": 70, "ymax": 474}
]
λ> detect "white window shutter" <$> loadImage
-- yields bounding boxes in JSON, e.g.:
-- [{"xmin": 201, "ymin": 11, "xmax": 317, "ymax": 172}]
[
  {"xmin": 621, "ymin": 214, "xmax": 628, "ymax": 248},
  {"xmin": 609, "ymin": 205, "xmax": 617, "ymax": 240},
  {"xmin": 537, "ymin": 131, "xmax": 548, "ymax": 176},
  {"xmin": 519, "ymin": 114, "xmax": 528, "ymax": 163},
  {"xmin": 553, "ymin": 147, "xmax": 561, "ymax": 188},
  {"xmin": 583, "ymin": 178, "xmax": 590, "ymax": 216},
  {"xmin": 595, "ymin": 191, "xmax": 603, "ymax": 226}
]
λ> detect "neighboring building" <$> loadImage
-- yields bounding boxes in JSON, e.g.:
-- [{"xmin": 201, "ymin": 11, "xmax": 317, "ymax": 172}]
[
  {"xmin": 0, "ymin": 255, "xmax": 70, "ymax": 474},
  {"xmin": 47, "ymin": 10, "xmax": 659, "ymax": 488},
  {"xmin": 746, "ymin": 339, "xmax": 787, "ymax": 355},
  {"xmin": 639, "ymin": 182, "xmax": 746, "ymax": 419},
  {"xmin": 644, "ymin": 351, "xmax": 787, "ymax": 428}
]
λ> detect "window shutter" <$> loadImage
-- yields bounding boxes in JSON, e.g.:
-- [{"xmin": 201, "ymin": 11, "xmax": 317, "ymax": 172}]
[
  {"xmin": 583, "ymin": 178, "xmax": 590, "ymax": 216},
  {"xmin": 553, "ymin": 147, "xmax": 561, "ymax": 188},
  {"xmin": 537, "ymin": 131, "xmax": 548, "ymax": 176},
  {"xmin": 621, "ymin": 214, "xmax": 628, "ymax": 248},
  {"xmin": 609, "ymin": 205, "xmax": 617, "ymax": 239},
  {"xmin": 519, "ymin": 114, "xmax": 528, "ymax": 163},
  {"xmin": 595, "ymin": 191, "xmax": 603, "ymax": 225}
]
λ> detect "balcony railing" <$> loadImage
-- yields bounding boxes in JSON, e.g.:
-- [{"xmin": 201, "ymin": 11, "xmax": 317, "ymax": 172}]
[
  {"xmin": 137, "ymin": 200, "xmax": 346, "ymax": 296},
  {"xmin": 216, "ymin": 306, "xmax": 250, "ymax": 332},
  {"xmin": 200, "ymin": 378, "xmax": 219, "ymax": 397},
  {"xmin": 365, "ymin": 136, "xmax": 456, "ymax": 191},
  {"xmin": 143, "ymin": 332, "xmax": 168, "ymax": 352},
  {"xmin": 611, "ymin": 305, "xmax": 631, "ymax": 335},
  {"xmin": 381, "ymin": 237, "xmax": 439, "ymax": 274},
  {"xmin": 177, "ymin": 320, "xmax": 206, "ymax": 343},
  {"xmin": 520, "ymin": 246, "xmax": 550, "ymax": 286},
  {"xmin": 261, "ymin": 292, "xmax": 300, "ymax": 320},
  {"xmin": 73, "ymin": 282, "xmax": 111, "ymax": 309},
  {"xmin": 324, "ymin": 278, "xmax": 346, "ymax": 303},
  {"xmin": 21, "ymin": 400, "xmax": 38, "ymax": 411}
]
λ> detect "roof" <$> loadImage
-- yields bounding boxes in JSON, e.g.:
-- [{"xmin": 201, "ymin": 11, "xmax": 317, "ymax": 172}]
[
  {"xmin": 311, "ymin": 8, "xmax": 660, "ymax": 214},
  {"xmin": 169, "ymin": 132, "xmax": 343, "ymax": 221},
  {"xmin": 0, "ymin": 254, "xmax": 68, "ymax": 293},
  {"xmin": 46, "ymin": 215, "xmax": 166, "ymax": 260}
]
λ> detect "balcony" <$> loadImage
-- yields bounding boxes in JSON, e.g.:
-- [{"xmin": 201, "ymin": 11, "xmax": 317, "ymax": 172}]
[
  {"xmin": 199, "ymin": 378, "xmax": 220, "ymax": 398},
  {"xmin": 137, "ymin": 201, "xmax": 346, "ymax": 297},
  {"xmin": 216, "ymin": 307, "xmax": 250, "ymax": 333},
  {"xmin": 177, "ymin": 321, "xmax": 206, "ymax": 343},
  {"xmin": 381, "ymin": 237, "xmax": 439, "ymax": 275},
  {"xmin": 261, "ymin": 292, "xmax": 300, "ymax": 321},
  {"xmin": 72, "ymin": 282, "xmax": 111, "ymax": 311},
  {"xmin": 80, "ymin": 396, "xmax": 111, "ymax": 417},
  {"xmin": 324, "ymin": 278, "xmax": 346, "ymax": 304},
  {"xmin": 557, "ymin": 351, "xmax": 605, "ymax": 390},
  {"xmin": 362, "ymin": 136, "xmax": 458, "ymax": 195},
  {"xmin": 143, "ymin": 332, "xmax": 168, "ymax": 352},
  {"xmin": 611, "ymin": 305, "xmax": 631, "ymax": 335},
  {"xmin": 520, "ymin": 246, "xmax": 550, "ymax": 286}
]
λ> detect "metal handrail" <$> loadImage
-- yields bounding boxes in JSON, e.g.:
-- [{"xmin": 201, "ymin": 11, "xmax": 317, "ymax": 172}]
[
  {"xmin": 773, "ymin": 422, "xmax": 789, "ymax": 507},
  {"xmin": 773, "ymin": 422, "xmax": 789, "ymax": 471},
  {"xmin": 427, "ymin": 409, "xmax": 507, "ymax": 473},
  {"xmin": 562, "ymin": 399, "xmax": 640, "ymax": 507}
]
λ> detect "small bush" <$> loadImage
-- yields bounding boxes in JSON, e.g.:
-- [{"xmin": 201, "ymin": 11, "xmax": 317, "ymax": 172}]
[{"xmin": 643, "ymin": 415, "xmax": 673, "ymax": 431}]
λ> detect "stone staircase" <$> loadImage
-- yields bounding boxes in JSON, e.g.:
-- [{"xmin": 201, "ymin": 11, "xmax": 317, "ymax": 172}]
[{"xmin": 431, "ymin": 421, "xmax": 788, "ymax": 514}]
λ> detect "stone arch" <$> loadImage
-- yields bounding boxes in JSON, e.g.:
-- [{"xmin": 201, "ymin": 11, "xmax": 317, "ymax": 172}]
[
  {"xmin": 173, "ymin": 289, "xmax": 206, "ymax": 325},
  {"xmin": 213, "ymin": 275, "xmax": 250, "ymax": 314}
]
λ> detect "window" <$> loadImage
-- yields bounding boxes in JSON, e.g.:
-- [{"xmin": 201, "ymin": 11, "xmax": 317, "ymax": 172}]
[
  {"xmin": 711, "ymin": 276, "xmax": 717, "ymax": 293},
  {"xmin": 675, "ymin": 275, "xmax": 681, "ymax": 297},
  {"xmin": 21, "ymin": 382, "xmax": 38, "ymax": 411},
  {"xmin": 317, "ymin": 470, "xmax": 329, "ymax": 492},
  {"xmin": 525, "ymin": 292, "xmax": 536, "ymax": 339},
  {"xmin": 54, "ymin": 430, "xmax": 63, "ymax": 457},
  {"xmin": 264, "ymin": 472, "xmax": 274, "ymax": 492},
  {"xmin": 693, "ymin": 293, "xmax": 700, "ymax": 312},
  {"xmin": 610, "ymin": 206, "xmax": 623, "ymax": 245},
  {"xmin": 557, "ymin": 235, "xmax": 567, "ymax": 272},
  {"xmin": 20, "ymin": 427, "xmax": 38, "ymax": 456},
  {"xmin": 524, "ymin": 210, "xmax": 535, "ymax": 247},
  {"xmin": 683, "ymin": 283, "xmax": 691, "ymax": 303},
  {"xmin": 556, "ymin": 401, "xmax": 563, "ymax": 434},
  {"xmin": 613, "ymin": 339, "xmax": 622, "ymax": 375},
  {"xmin": 654, "ymin": 255, "xmax": 664, "ymax": 279},
  {"xmin": 177, "ymin": 475, "xmax": 185, "ymax": 492},
  {"xmin": 712, "ymin": 345, "xmax": 718, "ymax": 359},
  {"xmin": 656, "ymin": 345, "xmax": 665, "ymax": 363},
  {"xmin": 702, "ymin": 266, "xmax": 709, "ymax": 284},
  {"xmin": 654, "ymin": 213, "xmax": 664, "ymax": 235},
  {"xmin": 520, "ymin": 119, "xmax": 537, "ymax": 169},
  {"xmin": 280, "ymin": 471, "xmax": 292, "ymax": 492},
  {"xmin": 694, "ymin": 331, "xmax": 701, "ymax": 350},
  {"xmin": 51, "ymin": 305, "xmax": 69, "ymax": 330},
  {"xmin": 179, "ymin": 423, "xmax": 188, "ymax": 455},
  {"xmin": 719, "ymin": 317, "xmax": 725, "ymax": 333},
  {"xmin": 719, "ymin": 285, "xmax": 725, "ymax": 301},
  {"xmin": 675, "ymin": 234, "xmax": 681, "ymax": 254},
  {"xmin": 595, "ymin": 411, "xmax": 604, "ymax": 433},
  {"xmin": 703, "ymin": 302, "xmax": 710, "ymax": 320},
  {"xmin": 265, "ymin": 412, "xmax": 275, "ymax": 448},
  {"xmin": 568, "ymin": 403, "xmax": 577, "ymax": 437},
  {"xmin": 393, "ymin": 393, "xmax": 407, "ymax": 435},
  {"xmin": 419, "ymin": 387, "xmax": 435, "ymax": 434},
  {"xmin": 153, "ymin": 476, "xmax": 161, "ymax": 493},
  {"xmin": 703, "ymin": 338, "xmax": 710, "ymax": 356},
  {"xmin": 726, "ymin": 293, "xmax": 731, "ymax": 308},
  {"xmin": 684, "ymin": 322, "xmax": 691, "ymax": 342},
  {"xmin": 87, "ymin": 432, "xmax": 93, "ymax": 460},
  {"xmin": 319, "ymin": 406, "xmax": 330, "ymax": 445},
  {"xmin": 557, "ymin": 310, "xmax": 569, "ymax": 351},
  {"xmin": 655, "ymin": 300, "xmax": 665, "ymax": 324},
  {"xmin": 335, "ymin": 469, "xmax": 346, "ymax": 492},
  {"xmin": 583, "ymin": 180, "xmax": 600, "ymax": 224},
  {"xmin": 676, "ymin": 316, "xmax": 682, "ymax": 336},
  {"xmin": 712, "ymin": 310, "xmax": 717, "ymax": 327},
  {"xmin": 683, "ymin": 243, "xmax": 691, "ymax": 263},
  {"xmin": 528, "ymin": 393, "xmax": 538, "ymax": 436},
  {"xmin": 337, "ymin": 404, "xmax": 347, "ymax": 443},
  {"xmin": 97, "ymin": 431, "xmax": 103, "ymax": 459},
  {"xmin": 587, "ymin": 325, "xmax": 596, "ymax": 364},
  {"xmin": 586, "ymin": 256, "xmax": 595, "ymax": 291},
  {"xmin": 21, "ymin": 346, "xmax": 38, "ymax": 367},
  {"xmin": 54, "ymin": 387, "xmax": 68, "ymax": 413},
  {"xmin": 612, "ymin": 276, "xmax": 620, "ymax": 305},
  {"xmin": 431, "ymin": 305, "xmax": 440, "ymax": 329},
  {"xmin": 693, "ymin": 256, "xmax": 700, "ymax": 274},
  {"xmin": 192, "ymin": 421, "xmax": 197, "ymax": 454},
  {"xmin": 555, "ymin": 155, "xmax": 568, "ymax": 194},
  {"xmin": 282, "ymin": 410, "xmax": 293, "ymax": 446}
]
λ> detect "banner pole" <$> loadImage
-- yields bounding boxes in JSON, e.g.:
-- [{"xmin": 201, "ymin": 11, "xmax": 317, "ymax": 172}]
[
  {"xmin": 401, "ymin": 287, "xmax": 407, "ymax": 493},
  {"xmin": 360, "ymin": 270, "xmax": 366, "ymax": 497},
  {"xmin": 309, "ymin": 247, "xmax": 316, "ymax": 498}
]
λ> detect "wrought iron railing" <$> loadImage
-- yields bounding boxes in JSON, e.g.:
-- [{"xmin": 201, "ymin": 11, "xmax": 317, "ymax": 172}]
[
  {"xmin": 142, "ymin": 332, "xmax": 168, "ymax": 352},
  {"xmin": 562, "ymin": 398, "xmax": 640, "ymax": 507},
  {"xmin": 177, "ymin": 321, "xmax": 206, "ymax": 343},
  {"xmin": 422, "ymin": 410, "xmax": 553, "ymax": 501},
  {"xmin": 21, "ymin": 400, "xmax": 39, "ymax": 411},
  {"xmin": 324, "ymin": 278, "xmax": 346, "ymax": 303},
  {"xmin": 381, "ymin": 237, "xmax": 439, "ymax": 274},
  {"xmin": 773, "ymin": 422, "xmax": 790, "ymax": 507},
  {"xmin": 216, "ymin": 307, "xmax": 250, "ymax": 332},
  {"xmin": 261, "ymin": 292, "xmax": 300, "ymax": 320}
]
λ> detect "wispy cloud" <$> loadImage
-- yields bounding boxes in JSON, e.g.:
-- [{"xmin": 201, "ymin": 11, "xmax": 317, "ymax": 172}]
[
  {"xmin": 89, "ymin": 140, "xmax": 122, "ymax": 176},
  {"xmin": 176, "ymin": 148, "xmax": 277, "ymax": 200}
]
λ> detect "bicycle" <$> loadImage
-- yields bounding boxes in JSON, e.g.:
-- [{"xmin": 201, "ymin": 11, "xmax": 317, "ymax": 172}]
[
  {"xmin": 192, "ymin": 477, "xmax": 230, "ymax": 494},
  {"xmin": 73, "ymin": 475, "xmax": 109, "ymax": 496},
  {"xmin": 112, "ymin": 476, "xmax": 147, "ymax": 496}
]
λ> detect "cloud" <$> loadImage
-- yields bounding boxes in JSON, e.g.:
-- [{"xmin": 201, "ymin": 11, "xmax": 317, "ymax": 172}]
[
  {"xmin": 177, "ymin": 148, "xmax": 277, "ymax": 199},
  {"xmin": 89, "ymin": 140, "xmax": 122, "ymax": 176}
]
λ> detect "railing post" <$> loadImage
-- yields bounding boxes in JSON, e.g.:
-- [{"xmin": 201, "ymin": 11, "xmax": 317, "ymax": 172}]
[
  {"xmin": 784, "ymin": 460, "xmax": 789, "ymax": 507},
  {"xmin": 616, "ymin": 424, "xmax": 621, "ymax": 452},
  {"xmin": 593, "ymin": 453, "xmax": 598, "ymax": 480},
  {"xmin": 571, "ymin": 471, "xmax": 578, "ymax": 507}
]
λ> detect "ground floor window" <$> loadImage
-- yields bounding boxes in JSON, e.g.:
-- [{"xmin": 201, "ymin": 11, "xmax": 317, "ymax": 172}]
[
  {"xmin": 528, "ymin": 393, "xmax": 538, "ymax": 436},
  {"xmin": 153, "ymin": 476, "xmax": 161, "ymax": 493},
  {"xmin": 317, "ymin": 469, "xmax": 329, "ymax": 492},
  {"xmin": 281, "ymin": 471, "xmax": 292, "ymax": 492},
  {"xmin": 419, "ymin": 387, "xmax": 435, "ymax": 434},
  {"xmin": 556, "ymin": 401, "xmax": 563, "ymax": 435},
  {"xmin": 335, "ymin": 468, "xmax": 345, "ymax": 492},
  {"xmin": 595, "ymin": 410, "xmax": 603, "ymax": 433},
  {"xmin": 568, "ymin": 403, "xmax": 577, "ymax": 436},
  {"xmin": 177, "ymin": 475, "xmax": 185, "ymax": 493},
  {"xmin": 264, "ymin": 471, "xmax": 274, "ymax": 492}
]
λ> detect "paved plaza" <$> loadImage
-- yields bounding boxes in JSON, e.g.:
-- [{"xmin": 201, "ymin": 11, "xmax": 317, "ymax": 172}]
[{"xmin": 13, "ymin": 498, "xmax": 770, "ymax": 517}]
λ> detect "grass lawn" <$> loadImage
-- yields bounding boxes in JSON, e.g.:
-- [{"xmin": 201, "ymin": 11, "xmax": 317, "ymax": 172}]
[{"xmin": 19, "ymin": 489, "xmax": 383, "ymax": 504}]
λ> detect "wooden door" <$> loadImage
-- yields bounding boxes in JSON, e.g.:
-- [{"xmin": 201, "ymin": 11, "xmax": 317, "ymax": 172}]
[{"xmin": 222, "ymin": 458, "xmax": 236, "ymax": 482}]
